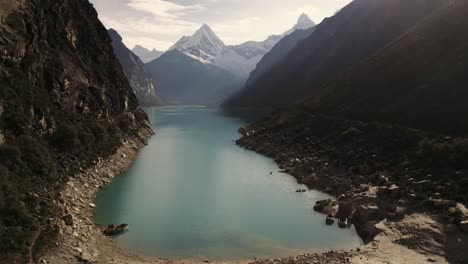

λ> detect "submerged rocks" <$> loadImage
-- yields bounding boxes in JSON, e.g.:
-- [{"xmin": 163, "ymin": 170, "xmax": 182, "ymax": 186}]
[{"xmin": 314, "ymin": 199, "xmax": 332, "ymax": 212}]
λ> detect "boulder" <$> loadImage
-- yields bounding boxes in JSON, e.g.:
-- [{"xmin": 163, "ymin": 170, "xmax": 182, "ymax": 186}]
[
  {"xmin": 62, "ymin": 214, "xmax": 74, "ymax": 226},
  {"xmin": 389, "ymin": 185, "xmax": 402, "ymax": 199},
  {"xmin": 358, "ymin": 222, "xmax": 382, "ymax": 243},
  {"xmin": 337, "ymin": 202, "xmax": 355, "ymax": 219},
  {"xmin": 322, "ymin": 201, "xmax": 339, "ymax": 216},
  {"xmin": 353, "ymin": 205, "xmax": 381, "ymax": 225},
  {"xmin": 460, "ymin": 220, "xmax": 468, "ymax": 233},
  {"xmin": 313, "ymin": 199, "xmax": 332, "ymax": 212},
  {"xmin": 429, "ymin": 199, "xmax": 457, "ymax": 210},
  {"xmin": 357, "ymin": 184, "xmax": 370, "ymax": 193},
  {"xmin": 78, "ymin": 252, "xmax": 93, "ymax": 263}
]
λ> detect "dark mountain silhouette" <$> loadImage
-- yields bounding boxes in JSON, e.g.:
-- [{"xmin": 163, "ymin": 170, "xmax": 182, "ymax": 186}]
[
  {"xmin": 108, "ymin": 29, "xmax": 164, "ymax": 106},
  {"xmin": 243, "ymin": 27, "xmax": 316, "ymax": 88},
  {"xmin": 305, "ymin": 0, "xmax": 468, "ymax": 135},
  {"xmin": 145, "ymin": 50, "xmax": 244, "ymax": 106},
  {"xmin": 226, "ymin": 0, "xmax": 447, "ymax": 107}
]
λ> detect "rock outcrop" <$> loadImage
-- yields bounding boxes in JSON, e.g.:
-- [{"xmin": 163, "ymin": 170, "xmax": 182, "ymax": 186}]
[
  {"xmin": 0, "ymin": 0, "xmax": 152, "ymax": 262},
  {"xmin": 108, "ymin": 29, "xmax": 165, "ymax": 107}
]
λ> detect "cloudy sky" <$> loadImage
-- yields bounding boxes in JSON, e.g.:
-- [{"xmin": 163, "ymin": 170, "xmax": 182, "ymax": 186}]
[{"xmin": 90, "ymin": 0, "xmax": 352, "ymax": 51}]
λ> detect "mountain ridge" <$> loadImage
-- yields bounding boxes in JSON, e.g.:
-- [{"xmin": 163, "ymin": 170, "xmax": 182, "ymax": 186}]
[
  {"xmin": 225, "ymin": 0, "xmax": 447, "ymax": 107},
  {"xmin": 304, "ymin": 0, "xmax": 468, "ymax": 135},
  {"xmin": 145, "ymin": 49, "xmax": 244, "ymax": 106},
  {"xmin": 108, "ymin": 29, "xmax": 164, "ymax": 106},
  {"xmin": 0, "ymin": 0, "xmax": 152, "ymax": 261},
  {"xmin": 169, "ymin": 14, "xmax": 316, "ymax": 78},
  {"xmin": 132, "ymin": 45, "xmax": 163, "ymax": 63}
]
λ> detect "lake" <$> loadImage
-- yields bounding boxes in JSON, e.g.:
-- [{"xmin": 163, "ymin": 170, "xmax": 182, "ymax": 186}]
[{"xmin": 95, "ymin": 107, "xmax": 362, "ymax": 261}]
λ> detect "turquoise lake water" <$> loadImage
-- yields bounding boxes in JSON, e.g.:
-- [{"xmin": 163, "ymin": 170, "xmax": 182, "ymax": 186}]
[{"xmin": 94, "ymin": 107, "xmax": 362, "ymax": 261}]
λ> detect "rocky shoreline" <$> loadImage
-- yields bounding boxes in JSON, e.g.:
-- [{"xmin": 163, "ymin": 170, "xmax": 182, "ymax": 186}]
[
  {"xmin": 35, "ymin": 129, "xmax": 249, "ymax": 264},
  {"xmin": 237, "ymin": 111, "xmax": 468, "ymax": 264},
  {"xmin": 36, "ymin": 129, "xmax": 166, "ymax": 264},
  {"xmin": 32, "ymin": 124, "xmax": 356, "ymax": 264},
  {"xmin": 33, "ymin": 111, "xmax": 468, "ymax": 264}
]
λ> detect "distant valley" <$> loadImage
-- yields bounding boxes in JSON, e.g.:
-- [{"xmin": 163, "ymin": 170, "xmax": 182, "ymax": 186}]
[{"xmin": 122, "ymin": 14, "xmax": 315, "ymax": 106}]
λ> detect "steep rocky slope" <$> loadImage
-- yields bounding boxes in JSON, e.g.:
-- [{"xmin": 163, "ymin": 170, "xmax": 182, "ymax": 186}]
[
  {"xmin": 235, "ymin": 1, "xmax": 468, "ymax": 263},
  {"xmin": 228, "ymin": 27, "xmax": 315, "ymax": 99},
  {"xmin": 108, "ymin": 29, "xmax": 164, "ymax": 107},
  {"xmin": 145, "ymin": 50, "xmax": 244, "ymax": 106},
  {"xmin": 0, "ymin": 0, "xmax": 152, "ymax": 262},
  {"xmin": 227, "ymin": 0, "xmax": 447, "ymax": 107},
  {"xmin": 306, "ymin": 0, "xmax": 468, "ymax": 135}
]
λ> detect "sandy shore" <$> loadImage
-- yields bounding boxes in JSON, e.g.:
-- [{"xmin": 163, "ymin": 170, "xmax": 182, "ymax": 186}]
[{"xmin": 37, "ymin": 128, "xmax": 465, "ymax": 264}]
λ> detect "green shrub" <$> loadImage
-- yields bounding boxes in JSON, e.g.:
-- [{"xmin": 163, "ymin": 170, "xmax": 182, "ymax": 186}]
[
  {"xmin": 18, "ymin": 136, "xmax": 57, "ymax": 178},
  {"xmin": 51, "ymin": 124, "xmax": 80, "ymax": 152},
  {"xmin": 418, "ymin": 137, "xmax": 468, "ymax": 168},
  {"xmin": 0, "ymin": 106, "xmax": 29, "ymax": 135},
  {"xmin": 452, "ymin": 138, "xmax": 468, "ymax": 167},
  {"xmin": 77, "ymin": 125, "xmax": 95, "ymax": 150},
  {"xmin": 0, "ymin": 145, "xmax": 25, "ymax": 172},
  {"xmin": 89, "ymin": 120, "xmax": 108, "ymax": 143},
  {"xmin": 88, "ymin": 120, "xmax": 121, "ymax": 154}
]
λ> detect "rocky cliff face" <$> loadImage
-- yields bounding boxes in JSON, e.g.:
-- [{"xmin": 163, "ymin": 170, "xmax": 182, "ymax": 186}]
[
  {"xmin": 108, "ymin": 29, "xmax": 164, "ymax": 107},
  {"xmin": 305, "ymin": 0, "xmax": 468, "ymax": 135},
  {"xmin": 225, "ymin": 27, "xmax": 315, "ymax": 105},
  {"xmin": 0, "ymin": 0, "xmax": 152, "ymax": 261}
]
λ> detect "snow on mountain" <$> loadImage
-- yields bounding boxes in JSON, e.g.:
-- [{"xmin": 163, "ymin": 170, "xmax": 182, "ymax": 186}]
[
  {"xmin": 132, "ymin": 45, "xmax": 163, "ymax": 63},
  {"xmin": 169, "ymin": 24, "xmax": 225, "ymax": 63},
  {"xmin": 168, "ymin": 14, "xmax": 316, "ymax": 78}
]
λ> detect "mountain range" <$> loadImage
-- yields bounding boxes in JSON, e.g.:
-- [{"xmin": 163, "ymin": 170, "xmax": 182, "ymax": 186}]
[
  {"xmin": 145, "ymin": 50, "xmax": 244, "ymax": 106},
  {"xmin": 132, "ymin": 45, "xmax": 163, "ymax": 63},
  {"xmin": 108, "ymin": 29, "xmax": 164, "ymax": 106},
  {"xmin": 225, "ymin": 0, "xmax": 447, "ymax": 107},
  {"xmin": 143, "ymin": 14, "xmax": 315, "ymax": 105},
  {"xmin": 168, "ymin": 14, "xmax": 315, "ymax": 78}
]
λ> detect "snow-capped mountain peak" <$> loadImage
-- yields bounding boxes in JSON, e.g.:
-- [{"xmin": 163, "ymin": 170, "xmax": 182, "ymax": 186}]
[
  {"xmin": 165, "ymin": 14, "xmax": 315, "ymax": 78},
  {"xmin": 169, "ymin": 24, "xmax": 225, "ymax": 64},
  {"xmin": 191, "ymin": 24, "xmax": 225, "ymax": 48}
]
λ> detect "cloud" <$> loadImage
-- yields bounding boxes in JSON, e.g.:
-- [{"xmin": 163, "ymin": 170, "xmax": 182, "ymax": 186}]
[
  {"xmin": 91, "ymin": 0, "xmax": 352, "ymax": 50},
  {"xmin": 127, "ymin": 0, "xmax": 205, "ymax": 19}
]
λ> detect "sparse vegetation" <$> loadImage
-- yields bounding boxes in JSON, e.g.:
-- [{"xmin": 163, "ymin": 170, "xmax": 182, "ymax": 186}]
[
  {"xmin": 0, "ymin": 0, "xmax": 150, "ymax": 260},
  {"xmin": 418, "ymin": 137, "xmax": 468, "ymax": 168}
]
